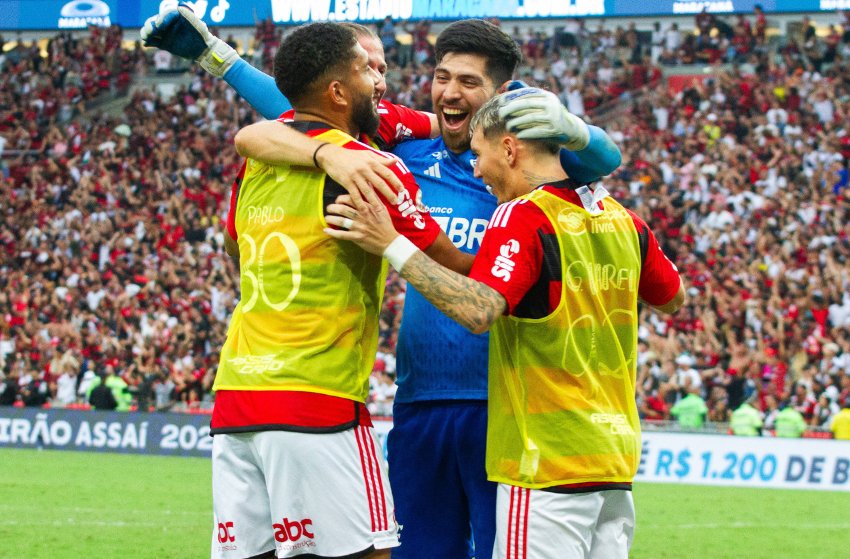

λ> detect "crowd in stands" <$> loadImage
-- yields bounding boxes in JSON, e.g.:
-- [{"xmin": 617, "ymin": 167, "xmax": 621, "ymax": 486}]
[
  {"xmin": 0, "ymin": 26, "xmax": 145, "ymax": 140},
  {"xmin": 0, "ymin": 25, "xmax": 252, "ymax": 411},
  {"xmin": 612, "ymin": 13, "xmax": 850, "ymax": 436},
  {"xmin": 1, "ymin": 11, "xmax": 850, "ymax": 437}
]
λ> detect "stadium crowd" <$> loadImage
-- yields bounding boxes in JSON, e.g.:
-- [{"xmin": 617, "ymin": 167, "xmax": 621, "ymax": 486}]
[{"xmin": 1, "ymin": 11, "xmax": 850, "ymax": 437}]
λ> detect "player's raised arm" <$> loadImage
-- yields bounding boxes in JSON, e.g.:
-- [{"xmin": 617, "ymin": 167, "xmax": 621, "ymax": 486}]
[
  {"xmin": 500, "ymin": 88, "xmax": 622, "ymax": 184},
  {"xmin": 140, "ymin": 3, "xmax": 290, "ymax": 119}
]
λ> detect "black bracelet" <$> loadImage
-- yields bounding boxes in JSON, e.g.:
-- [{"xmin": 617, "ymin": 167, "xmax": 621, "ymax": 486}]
[{"xmin": 312, "ymin": 142, "xmax": 331, "ymax": 168}]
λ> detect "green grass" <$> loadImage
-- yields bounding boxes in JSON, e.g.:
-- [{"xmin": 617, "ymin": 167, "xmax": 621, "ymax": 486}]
[
  {"xmin": 1, "ymin": 448, "xmax": 848, "ymax": 558},
  {"xmin": 0, "ymin": 448, "xmax": 210, "ymax": 558},
  {"xmin": 632, "ymin": 483, "xmax": 850, "ymax": 559}
]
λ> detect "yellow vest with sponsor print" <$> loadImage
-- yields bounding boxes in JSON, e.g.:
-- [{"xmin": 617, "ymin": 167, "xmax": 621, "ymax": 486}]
[
  {"xmin": 486, "ymin": 188, "xmax": 642, "ymax": 489},
  {"xmin": 214, "ymin": 129, "xmax": 386, "ymax": 403}
]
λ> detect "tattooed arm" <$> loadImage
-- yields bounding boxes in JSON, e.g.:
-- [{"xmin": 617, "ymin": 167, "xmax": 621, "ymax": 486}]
[
  {"xmin": 324, "ymin": 194, "xmax": 506, "ymax": 334},
  {"xmin": 388, "ymin": 251, "xmax": 506, "ymax": 334}
]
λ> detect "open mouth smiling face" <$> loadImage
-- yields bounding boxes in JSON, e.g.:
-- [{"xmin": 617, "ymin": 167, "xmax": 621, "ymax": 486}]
[
  {"xmin": 441, "ymin": 106, "xmax": 469, "ymax": 130},
  {"xmin": 432, "ymin": 52, "xmax": 496, "ymax": 153}
]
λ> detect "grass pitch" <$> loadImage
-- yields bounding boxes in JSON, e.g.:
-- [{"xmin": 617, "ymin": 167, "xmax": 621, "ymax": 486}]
[{"xmin": 1, "ymin": 448, "xmax": 848, "ymax": 558}]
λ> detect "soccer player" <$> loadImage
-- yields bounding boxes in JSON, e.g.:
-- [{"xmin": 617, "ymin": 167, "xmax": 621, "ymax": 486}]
[
  {"xmin": 228, "ymin": 22, "xmax": 620, "ymax": 559},
  {"xmin": 325, "ymin": 87, "xmax": 684, "ymax": 559},
  {"xmin": 143, "ymin": 11, "xmax": 621, "ymax": 559},
  {"xmin": 212, "ymin": 22, "xmax": 471, "ymax": 559},
  {"xmin": 142, "ymin": 5, "xmax": 434, "ymax": 198}
]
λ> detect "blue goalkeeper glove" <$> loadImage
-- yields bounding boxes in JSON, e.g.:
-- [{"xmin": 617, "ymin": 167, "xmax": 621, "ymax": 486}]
[
  {"xmin": 140, "ymin": 3, "xmax": 239, "ymax": 78},
  {"xmin": 499, "ymin": 87, "xmax": 590, "ymax": 151},
  {"xmin": 506, "ymin": 80, "xmax": 530, "ymax": 91}
]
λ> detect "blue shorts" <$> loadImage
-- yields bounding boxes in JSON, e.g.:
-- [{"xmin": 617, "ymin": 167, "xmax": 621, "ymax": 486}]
[{"xmin": 387, "ymin": 400, "xmax": 496, "ymax": 559}]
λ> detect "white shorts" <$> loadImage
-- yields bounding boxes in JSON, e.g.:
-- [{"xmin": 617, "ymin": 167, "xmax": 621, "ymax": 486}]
[
  {"xmin": 493, "ymin": 484, "xmax": 634, "ymax": 559},
  {"xmin": 211, "ymin": 427, "xmax": 399, "ymax": 558}
]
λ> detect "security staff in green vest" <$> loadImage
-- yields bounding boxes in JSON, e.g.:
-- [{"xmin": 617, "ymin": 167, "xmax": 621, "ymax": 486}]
[
  {"xmin": 670, "ymin": 385, "xmax": 708, "ymax": 428},
  {"xmin": 774, "ymin": 405, "xmax": 807, "ymax": 438},
  {"xmin": 86, "ymin": 365, "xmax": 132, "ymax": 412},
  {"xmin": 730, "ymin": 396, "xmax": 763, "ymax": 436}
]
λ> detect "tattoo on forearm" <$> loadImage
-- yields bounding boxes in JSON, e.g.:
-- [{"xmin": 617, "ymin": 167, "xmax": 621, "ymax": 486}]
[{"xmin": 402, "ymin": 252, "xmax": 504, "ymax": 332}]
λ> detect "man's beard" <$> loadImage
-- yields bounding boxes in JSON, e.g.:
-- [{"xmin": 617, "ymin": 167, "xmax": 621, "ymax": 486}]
[
  {"xmin": 352, "ymin": 93, "xmax": 380, "ymax": 137},
  {"xmin": 440, "ymin": 124, "xmax": 471, "ymax": 154}
]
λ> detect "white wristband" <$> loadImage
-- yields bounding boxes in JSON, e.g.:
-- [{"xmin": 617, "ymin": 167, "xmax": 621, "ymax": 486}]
[{"xmin": 383, "ymin": 236, "xmax": 419, "ymax": 272}]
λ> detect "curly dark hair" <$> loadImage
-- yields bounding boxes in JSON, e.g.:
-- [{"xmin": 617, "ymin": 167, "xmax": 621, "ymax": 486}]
[
  {"xmin": 435, "ymin": 19, "xmax": 522, "ymax": 86},
  {"xmin": 273, "ymin": 22, "xmax": 359, "ymax": 106}
]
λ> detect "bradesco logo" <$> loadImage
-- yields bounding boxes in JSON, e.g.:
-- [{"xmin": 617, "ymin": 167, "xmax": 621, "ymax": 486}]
[{"xmin": 273, "ymin": 517, "xmax": 314, "ymax": 542}]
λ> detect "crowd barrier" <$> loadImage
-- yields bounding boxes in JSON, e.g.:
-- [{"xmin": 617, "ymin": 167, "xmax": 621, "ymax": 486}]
[
  {"xmin": 2, "ymin": 407, "xmax": 848, "ymax": 491},
  {"xmin": 0, "ymin": 407, "xmax": 212, "ymax": 458}
]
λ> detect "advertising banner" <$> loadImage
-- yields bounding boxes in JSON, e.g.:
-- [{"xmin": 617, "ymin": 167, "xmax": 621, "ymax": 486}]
[
  {"xmin": 1, "ymin": 0, "xmax": 847, "ymax": 31},
  {"xmin": 0, "ymin": 406, "xmax": 213, "ymax": 458},
  {"xmin": 3, "ymin": 409, "xmax": 849, "ymax": 492},
  {"xmin": 636, "ymin": 431, "xmax": 850, "ymax": 492},
  {"xmin": 0, "ymin": 0, "xmax": 120, "ymax": 30}
]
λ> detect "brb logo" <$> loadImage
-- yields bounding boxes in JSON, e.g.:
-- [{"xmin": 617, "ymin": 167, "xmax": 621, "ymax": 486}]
[
  {"xmin": 217, "ymin": 521, "xmax": 235, "ymax": 543},
  {"xmin": 273, "ymin": 518, "xmax": 314, "ymax": 542}
]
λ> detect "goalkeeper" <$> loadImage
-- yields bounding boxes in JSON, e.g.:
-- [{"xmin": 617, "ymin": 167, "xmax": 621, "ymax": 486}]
[
  {"xmin": 143, "ymin": 9, "xmax": 622, "ymax": 559},
  {"xmin": 141, "ymin": 5, "xmax": 618, "ymax": 202}
]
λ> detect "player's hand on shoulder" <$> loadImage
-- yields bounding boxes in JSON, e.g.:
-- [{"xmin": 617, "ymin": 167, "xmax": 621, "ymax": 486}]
[
  {"xmin": 324, "ymin": 194, "xmax": 399, "ymax": 256},
  {"xmin": 317, "ymin": 145, "xmax": 405, "ymax": 209}
]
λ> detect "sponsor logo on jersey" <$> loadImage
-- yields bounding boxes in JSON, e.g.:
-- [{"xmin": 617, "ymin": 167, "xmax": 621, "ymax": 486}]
[
  {"xmin": 423, "ymin": 163, "xmax": 441, "ymax": 179},
  {"xmin": 395, "ymin": 189, "xmax": 426, "ymax": 229},
  {"xmin": 432, "ymin": 217, "xmax": 488, "ymax": 251},
  {"xmin": 228, "ymin": 355, "xmax": 286, "ymax": 375},
  {"xmin": 557, "ymin": 210, "xmax": 586, "ymax": 235},
  {"xmin": 590, "ymin": 413, "xmax": 635, "ymax": 435},
  {"xmin": 413, "ymin": 189, "xmax": 427, "ymax": 212},
  {"xmin": 273, "ymin": 517, "xmax": 315, "ymax": 542},
  {"xmin": 394, "ymin": 123, "xmax": 413, "ymax": 141},
  {"xmin": 491, "ymin": 239, "xmax": 520, "ymax": 281},
  {"xmin": 216, "ymin": 520, "xmax": 237, "ymax": 551},
  {"xmin": 274, "ymin": 517, "xmax": 317, "ymax": 552},
  {"xmin": 431, "ymin": 150, "xmax": 449, "ymax": 160},
  {"xmin": 217, "ymin": 521, "xmax": 236, "ymax": 543},
  {"xmin": 565, "ymin": 261, "xmax": 637, "ymax": 295}
]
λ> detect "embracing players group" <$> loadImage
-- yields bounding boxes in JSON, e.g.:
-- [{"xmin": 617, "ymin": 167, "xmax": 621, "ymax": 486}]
[{"xmin": 142, "ymin": 5, "xmax": 684, "ymax": 559}]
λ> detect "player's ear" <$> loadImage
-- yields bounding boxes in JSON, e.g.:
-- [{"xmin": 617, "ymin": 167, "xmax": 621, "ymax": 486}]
[
  {"xmin": 328, "ymin": 79, "xmax": 348, "ymax": 108},
  {"xmin": 502, "ymin": 135, "xmax": 518, "ymax": 167}
]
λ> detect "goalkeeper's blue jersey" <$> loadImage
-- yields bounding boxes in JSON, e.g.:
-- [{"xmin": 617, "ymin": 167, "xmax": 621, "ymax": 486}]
[{"xmin": 391, "ymin": 137, "xmax": 496, "ymax": 403}]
